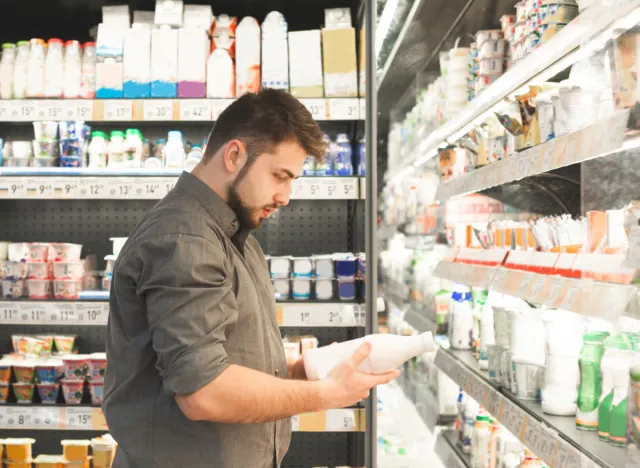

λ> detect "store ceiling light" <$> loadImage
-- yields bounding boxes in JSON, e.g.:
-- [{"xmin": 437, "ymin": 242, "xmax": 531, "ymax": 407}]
[{"xmin": 375, "ymin": 0, "xmax": 400, "ymax": 56}]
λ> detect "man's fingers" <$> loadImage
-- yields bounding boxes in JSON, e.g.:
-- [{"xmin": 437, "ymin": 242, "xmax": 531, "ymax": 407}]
[
  {"xmin": 349, "ymin": 342, "xmax": 372, "ymax": 367},
  {"xmin": 367, "ymin": 369, "xmax": 401, "ymax": 387}
]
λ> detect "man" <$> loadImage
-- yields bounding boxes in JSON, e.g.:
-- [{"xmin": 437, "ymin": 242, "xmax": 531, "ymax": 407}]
[{"xmin": 104, "ymin": 88, "xmax": 398, "ymax": 468}]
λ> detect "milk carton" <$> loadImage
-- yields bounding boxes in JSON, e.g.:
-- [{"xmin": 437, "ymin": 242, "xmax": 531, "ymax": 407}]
[
  {"xmin": 206, "ymin": 49, "xmax": 235, "ymax": 98},
  {"xmin": 235, "ymin": 17, "xmax": 261, "ymax": 96},
  {"xmin": 154, "ymin": 0, "xmax": 183, "ymax": 27},
  {"xmin": 177, "ymin": 28, "xmax": 209, "ymax": 98},
  {"xmin": 150, "ymin": 26, "xmax": 178, "ymax": 98},
  {"xmin": 288, "ymin": 30, "xmax": 323, "ymax": 98},
  {"xmin": 123, "ymin": 24, "xmax": 151, "ymax": 98},
  {"xmin": 321, "ymin": 27, "xmax": 358, "ymax": 97},
  {"xmin": 261, "ymin": 11, "xmax": 289, "ymax": 90},
  {"xmin": 96, "ymin": 57, "xmax": 124, "ymax": 98}
]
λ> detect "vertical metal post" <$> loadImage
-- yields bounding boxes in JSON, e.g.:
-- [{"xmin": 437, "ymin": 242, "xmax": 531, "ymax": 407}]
[{"xmin": 364, "ymin": 0, "xmax": 377, "ymax": 466}]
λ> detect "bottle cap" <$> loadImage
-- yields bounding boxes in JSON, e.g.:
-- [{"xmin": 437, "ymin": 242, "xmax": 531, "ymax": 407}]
[
  {"xmin": 92, "ymin": 131, "xmax": 108, "ymax": 139},
  {"xmin": 110, "ymin": 130, "xmax": 125, "ymax": 139},
  {"xmin": 2, "ymin": 43, "xmax": 15, "ymax": 48}
]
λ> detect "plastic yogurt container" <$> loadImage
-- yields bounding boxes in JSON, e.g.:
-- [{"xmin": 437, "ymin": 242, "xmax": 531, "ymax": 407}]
[{"xmin": 61, "ymin": 379, "xmax": 85, "ymax": 405}]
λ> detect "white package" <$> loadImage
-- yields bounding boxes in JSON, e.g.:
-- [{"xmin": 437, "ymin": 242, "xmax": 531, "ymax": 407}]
[
  {"xmin": 96, "ymin": 23, "xmax": 125, "ymax": 57},
  {"xmin": 151, "ymin": 26, "xmax": 178, "ymax": 84},
  {"xmin": 270, "ymin": 256, "xmax": 291, "ymax": 278},
  {"xmin": 261, "ymin": 11, "xmax": 289, "ymax": 90},
  {"xmin": 133, "ymin": 11, "xmax": 155, "ymax": 24},
  {"xmin": 103, "ymin": 5, "xmax": 131, "ymax": 28},
  {"xmin": 124, "ymin": 25, "xmax": 151, "ymax": 85},
  {"xmin": 292, "ymin": 257, "xmax": 313, "ymax": 277},
  {"xmin": 178, "ymin": 28, "xmax": 208, "ymax": 83},
  {"xmin": 183, "ymin": 5, "xmax": 214, "ymax": 30},
  {"xmin": 288, "ymin": 30, "xmax": 323, "ymax": 98},
  {"xmin": 235, "ymin": 17, "xmax": 261, "ymax": 96},
  {"xmin": 154, "ymin": 0, "xmax": 184, "ymax": 26},
  {"xmin": 206, "ymin": 49, "xmax": 235, "ymax": 98}
]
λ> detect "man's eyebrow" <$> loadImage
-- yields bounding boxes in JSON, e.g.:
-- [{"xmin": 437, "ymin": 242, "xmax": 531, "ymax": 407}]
[{"xmin": 281, "ymin": 169, "xmax": 297, "ymax": 179}]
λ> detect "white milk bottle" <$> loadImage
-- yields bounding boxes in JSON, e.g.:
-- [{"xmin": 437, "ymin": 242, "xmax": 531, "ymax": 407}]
[
  {"xmin": 0, "ymin": 43, "xmax": 16, "ymax": 100},
  {"xmin": 107, "ymin": 131, "xmax": 126, "ymax": 168},
  {"xmin": 235, "ymin": 17, "xmax": 261, "ymax": 96},
  {"xmin": 303, "ymin": 332, "xmax": 437, "ymax": 381},
  {"xmin": 81, "ymin": 42, "xmax": 97, "ymax": 98},
  {"xmin": 206, "ymin": 49, "xmax": 235, "ymax": 98},
  {"xmin": 63, "ymin": 40, "xmax": 82, "ymax": 98},
  {"xmin": 164, "ymin": 131, "xmax": 186, "ymax": 168},
  {"xmin": 26, "ymin": 38, "xmax": 45, "ymax": 98},
  {"xmin": 12, "ymin": 41, "xmax": 29, "ymax": 99},
  {"xmin": 88, "ymin": 131, "xmax": 108, "ymax": 168},
  {"xmin": 44, "ymin": 38, "xmax": 64, "ymax": 98}
]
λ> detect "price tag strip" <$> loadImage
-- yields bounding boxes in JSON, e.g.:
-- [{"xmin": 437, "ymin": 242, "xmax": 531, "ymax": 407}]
[
  {"xmin": 291, "ymin": 177, "xmax": 359, "ymax": 200},
  {"xmin": 0, "ymin": 302, "xmax": 109, "ymax": 325},
  {"xmin": 279, "ymin": 303, "xmax": 364, "ymax": 327}
]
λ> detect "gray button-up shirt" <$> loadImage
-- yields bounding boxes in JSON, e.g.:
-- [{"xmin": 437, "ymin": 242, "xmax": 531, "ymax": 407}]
[{"xmin": 104, "ymin": 172, "xmax": 291, "ymax": 468}]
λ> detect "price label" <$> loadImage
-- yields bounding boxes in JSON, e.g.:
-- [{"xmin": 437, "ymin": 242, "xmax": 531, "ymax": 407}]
[
  {"xmin": 33, "ymin": 407, "xmax": 59, "ymax": 429},
  {"xmin": 64, "ymin": 100, "xmax": 93, "ymax": 120},
  {"xmin": 76, "ymin": 303, "xmax": 109, "ymax": 325},
  {"xmin": 551, "ymin": 137, "xmax": 568, "ymax": 168},
  {"xmin": 55, "ymin": 178, "xmax": 81, "ymax": 198},
  {"xmin": 339, "ymin": 180, "xmax": 358, "ymax": 199},
  {"xmin": 519, "ymin": 274, "xmax": 535, "ymax": 296},
  {"xmin": 107, "ymin": 178, "xmax": 134, "ymax": 198},
  {"xmin": 530, "ymin": 276, "xmax": 549, "ymax": 304},
  {"xmin": 144, "ymin": 100, "xmax": 173, "ymax": 120},
  {"xmin": 24, "ymin": 178, "xmax": 53, "ymax": 198},
  {"xmin": 79, "ymin": 179, "xmax": 106, "ymax": 199},
  {"xmin": 329, "ymin": 98, "xmax": 359, "ymax": 120},
  {"xmin": 487, "ymin": 166, "xmax": 499, "ymax": 188},
  {"xmin": 516, "ymin": 155, "xmax": 528, "ymax": 180},
  {"xmin": 50, "ymin": 306, "xmax": 77, "ymax": 323},
  {"xmin": 541, "ymin": 141, "xmax": 555, "ymax": 171},
  {"xmin": 553, "ymin": 444, "xmax": 570, "ymax": 468},
  {"xmin": 180, "ymin": 99, "xmax": 211, "ymax": 120},
  {"xmin": 5, "ymin": 407, "xmax": 32, "ymax": 428},
  {"xmin": 0, "ymin": 100, "xmax": 10, "ymax": 120},
  {"xmin": 159, "ymin": 177, "xmax": 178, "ymax": 195},
  {"xmin": 563, "ymin": 132, "xmax": 580, "ymax": 166},
  {"xmin": 326, "ymin": 409, "xmax": 357, "ymax": 431},
  {"xmin": 11, "ymin": 100, "xmax": 36, "ymax": 121},
  {"xmin": 564, "ymin": 448, "xmax": 584, "ymax": 468},
  {"xmin": 536, "ymin": 429, "xmax": 559, "ymax": 465},
  {"xmin": 548, "ymin": 279, "xmax": 568, "ymax": 307},
  {"xmin": 359, "ymin": 99, "xmax": 366, "ymax": 120},
  {"xmin": 559, "ymin": 284, "xmax": 581, "ymax": 311},
  {"xmin": 66, "ymin": 407, "xmax": 93, "ymax": 429},
  {"xmin": 0, "ymin": 302, "xmax": 19, "ymax": 323},
  {"xmin": 20, "ymin": 303, "xmax": 48, "ymax": 323},
  {"xmin": 299, "ymin": 99, "xmax": 327, "ymax": 120},
  {"xmin": 523, "ymin": 419, "xmax": 541, "ymax": 453},
  {"xmin": 502, "ymin": 402, "xmax": 526, "ymax": 439},
  {"xmin": 104, "ymin": 100, "xmax": 133, "ymax": 121},
  {"xmin": 211, "ymin": 99, "xmax": 234, "ymax": 120},
  {"xmin": 491, "ymin": 268, "xmax": 508, "ymax": 291},
  {"xmin": 486, "ymin": 392, "xmax": 502, "ymax": 418},
  {"xmin": 291, "ymin": 414, "xmax": 300, "ymax": 431},
  {"xmin": 37, "ymin": 100, "xmax": 65, "ymax": 120},
  {"xmin": 508, "ymin": 157, "xmax": 518, "ymax": 181}
]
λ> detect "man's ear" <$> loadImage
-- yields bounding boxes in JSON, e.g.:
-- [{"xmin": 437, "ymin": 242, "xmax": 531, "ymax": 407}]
[{"xmin": 223, "ymin": 140, "xmax": 245, "ymax": 174}]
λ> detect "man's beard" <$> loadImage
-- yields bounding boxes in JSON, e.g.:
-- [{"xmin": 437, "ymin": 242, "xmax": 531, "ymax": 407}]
[{"xmin": 227, "ymin": 171, "xmax": 279, "ymax": 230}]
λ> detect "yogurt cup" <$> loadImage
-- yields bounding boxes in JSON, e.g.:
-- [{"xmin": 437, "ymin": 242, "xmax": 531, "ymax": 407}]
[
  {"xmin": 8, "ymin": 242, "xmax": 29, "ymax": 262},
  {"xmin": 32, "ymin": 157, "xmax": 58, "ymax": 168},
  {"xmin": 61, "ymin": 379, "xmax": 85, "ymax": 405},
  {"xmin": 53, "ymin": 335, "xmax": 76, "ymax": 354},
  {"xmin": 60, "ymin": 156, "xmax": 82, "ymax": 167},
  {"xmin": 2, "ymin": 279, "xmax": 25, "ymax": 298},
  {"xmin": 58, "ymin": 121, "xmax": 91, "ymax": 140},
  {"xmin": 4, "ymin": 438, "xmax": 36, "ymax": 462},
  {"xmin": 110, "ymin": 237, "xmax": 127, "ymax": 257},
  {"xmin": 89, "ymin": 380, "xmax": 104, "ymax": 405},
  {"xmin": 36, "ymin": 359, "xmax": 63, "ymax": 383},
  {"xmin": 36, "ymin": 382, "xmax": 60, "ymax": 404},
  {"xmin": 12, "ymin": 382, "xmax": 35, "ymax": 403},
  {"xmin": 27, "ymin": 279, "xmax": 53, "ymax": 299},
  {"xmin": 2, "ymin": 261, "xmax": 28, "ymax": 280},
  {"xmin": 0, "ymin": 359, "xmax": 11, "ymax": 383},
  {"xmin": 26, "ymin": 243, "xmax": 50, "ymax": 263},
  {"xmin": 88, "ymin": 352, "xmax": 107, "ymax": 381},
  {"xmin": 53, "ymin": 279, "xmax": 82, "ymax": 300},
  {"xmin": 335, "ymin": 256, "xmax": 357, "ymax": 279},
  {"xmin": 540, "ymin": 22, "xmax": 568, "ymax": 43},
  {"xmin": 62, "ymin": 355, "xmax": 88, "ymax": 380},
  {"xmin": 91, "ymin": 436, "xmax": 116, "ymax": 468},
  {"xmin": 61, "ymin": 439, "xmax": 91, "ymax": 462},
  {"xmin": 34, "ymin": 454, "xmax": 65, "ymax": 467},
  {"xmin": 32, "ymin": 140, "xmax": 58, "ymax": 158},
  {"xmin": 272, "ymin": 278, "xmax": 290, "ymax": 300},
  {"xmin": 516, "ymin": 1, "xmax": 528, "ymax": 21},
  {"xmin": 314, "ymin": 255, "xmax": 334, "ymax": 279},
  {"xmin": 52, "ymin": 262, "xmax": 84, "ymax": 280},
  {"xmin": 0, "ymin": 383, "xmax": 9, "ymax": 403},
  {"xmin": 478, "ymin": 39, "xmax": 506, "ymax": 59},
  {"xmin": 338, "ymin": 279, "xmax": 356, "ymax": 301},
  {"xmin": 3, "ymin": 157, "xmax": 31, "ymax": 167},
  {"xmin": 11, "ymin": 141, "xmax": 33, "ymax": 159},
  {"xmin": 38, "ymin": 335, "xmax": 55, "ymax": 355},
  {"xmin": 13, "ymin": 361, "xmax": 36, "ymax": 383},
  {"xmin": 292, "ymin": 257, "xmax": 313, "ymax": 277},
  {"xmin": 479, "ymin": 58, "xmax": 504, "ymax": 74},
  {"xmin": 513, "ymin": 359, "xmax": 544, "ymax": 400},
  {"xmin": 476, "ymin": 29, "xmax": 503, "ymax": 45},
  {"xmin": 315, "ymin": 279, "xmax": 333, "ymax": 300},
  {"xmin": 12, "ymin": 335, "xmax": 45, "ymax": 355},
  {"xmin": 27, "ymin": 262, "xmax": 52, "ymax": 280},
  {"xmin": 59, "ymin": 138, "xmax": 84, "ymax": 157},
  {"xmin": 269, "ymin": 256, "xmax": 291, "ymax": 278},
  {"xmin": 104, "ymin": 254, "xmax": 116, "ymax": 276},
  {"xmin": 33, "ymin": 121, "xmax": 59, "ymax": 140},
  {"xmin": 292, "ymin": 279, "xmax": 311, "ymax": 300},
  {"xmin": 49, "ymin": 243, "xmax": 82, "ymax": 262},
  {"xmin": 540, "ymin": 3, "xmax": 578, "ymax": 23}
]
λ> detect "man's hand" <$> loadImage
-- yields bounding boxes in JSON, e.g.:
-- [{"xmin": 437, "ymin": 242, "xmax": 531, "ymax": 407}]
[
  {"xmin": 288, "ymin": 355, "xmax": 307, "ymax": 380},
  {"xmin": 317, "ymin": 342, "xmax": 400, "ymax": 409}
]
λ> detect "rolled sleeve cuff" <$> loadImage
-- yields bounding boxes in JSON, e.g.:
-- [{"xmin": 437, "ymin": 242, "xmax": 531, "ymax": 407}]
[{"xmin": 163, "ymin": 342, "xmax": 230, "ymax": 396}]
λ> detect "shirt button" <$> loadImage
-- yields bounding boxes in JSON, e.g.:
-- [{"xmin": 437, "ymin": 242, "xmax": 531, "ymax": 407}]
[
  {"xmin": 274, "ymin": 369, "xmax": 280, "ymax": 376},
  {"xmin": 231, "ymin": 220, "xmax": 238, "ymax": 228}
]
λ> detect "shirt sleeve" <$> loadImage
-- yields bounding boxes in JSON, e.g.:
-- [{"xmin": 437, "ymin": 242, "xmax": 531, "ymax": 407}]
[{"xmin": 138, "ymin": 233, "xmax": 237, "ymax": 396}]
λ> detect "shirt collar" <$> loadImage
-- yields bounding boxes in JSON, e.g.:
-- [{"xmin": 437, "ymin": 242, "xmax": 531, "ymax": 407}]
[{"xmin": 176, "ymin": 172, "xmax": 249, "ymax": 247}]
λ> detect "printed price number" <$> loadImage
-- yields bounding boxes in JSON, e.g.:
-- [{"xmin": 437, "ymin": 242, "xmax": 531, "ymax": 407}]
[
  {"xmin": 51, "ymin": 308, "xmax": 76, "ymax": 323},
  {"xmin": 65, "ymin": 100, "xmax": 93, "ymax": 119},
  {"xmin": 342, "ymin": 182, "xmax": 356, "ymax": 198},
  {"xmin": 0, "ymin": 304, "xmax": 19, "ymax": 322},
  {"xmin": 180, "ymin": 100, "xmax": 211, "ymax": 120},
  {"xmin": 145, "ymin": 100, "xmax": 173, "ymax": 120},
  {"xmin": 22, "ymin": 305, "xmax": 47, "ymax": 323},
  {"xmin": 12, "ymin": 101, "xmax": 36, "ymax": 120},
  {"xmin": 329, "ymin": 99, "xmax": 358, "ymax": 120},
  {"xmin": 77, "ymin": 304, "xmax": 106, "ymax": 324},
  {"xmin": 66, "ymin": 407, "xmax": 93, "ymax": 429},
  {"xmin": 326, "ymin": 409, "xmax": 357, "ymax": 431},
  {"xmin": 104, "ymin": 100, "xmax": 133, "ymax": 121},
  {"xmin": 39, "ymin": 101, "xmax": 64, "ymax": 119},
  {"xmin": 0, "ymin": 101, "xmax": 10, "ymax": 120},
  {"xmin": 300, "ymin": 99, "xmax": 327, "ymax": 120},
  {"xmin": 503, "ymin": 403, "xmax": 525, "ymax": 438},
  {"xmin": 328, "ymin": 311, "xmax": 344, "ymax": 324},
  {"xmin": 60, "ymin": 182, "xmax": 79, "ymax": 197},
  {"xmin": 534, "ymin": 429, "xmax": 559, "ymax": 464},
  {"xmin": 6, "ymin": 408, "xmax": 32, "ymax": 428},
  {"xmin": 80, "ymin": 182, "xmax": 106, "ymax": 198}
]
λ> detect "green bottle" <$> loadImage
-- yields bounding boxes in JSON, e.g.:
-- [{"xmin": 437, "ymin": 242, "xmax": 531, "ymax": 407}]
[
  {"xmin": 627, "ymin": 355, "xmax": 640, "ymax": 462},
  {"xmin": 599, "ymin": 335, "xmax": 631, "ymax": 441},
  {"xmin": 577, "ymin": 332, "xmax": 609, "ymax": 431}
]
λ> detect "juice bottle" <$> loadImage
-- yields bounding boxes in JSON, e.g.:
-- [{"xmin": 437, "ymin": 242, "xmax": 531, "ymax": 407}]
[
  {"xmin": 63, "ymin": 40, "xmax": 82, "ymax": 98},
  {"xmin": 0, "ymin": 43, "xmax": 16, "ymax": 100},
  {"xmin": 44, "ymin": 38, "xmax": 64, "ymax": 98},
  {"xmin": 235, "ymin": 17, "xmax": 261, "ymax": 96},
  {"xmin": 12, "ymin": 41, "xmax": 29, "ymax": 99},
  {"xmin": 26, "ymin": 38, "xmax": 45, "ymax": 98}
]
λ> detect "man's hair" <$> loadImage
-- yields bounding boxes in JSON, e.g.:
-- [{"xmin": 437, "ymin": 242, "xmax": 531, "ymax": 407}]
[{"xmin": 203, "ymin": 88, "xmax": 326, "ymax": 163}]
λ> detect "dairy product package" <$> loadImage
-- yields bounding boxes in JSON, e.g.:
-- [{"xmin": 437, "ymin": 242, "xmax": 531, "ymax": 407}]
[
  {"xmin": 209, "ymin": 14, "xmax": 238, "ymax": 40},
  {"xmin": 289, "ymin": 30, "xmax": 323, "ymax": 98},
  {"xmin": 96, "ymin": 23, "xmax": 125, "ymax": 57},
  {"xmin": 96, "ymin": 57, "xmax": 124, "ymax": 98},
  {"xmin": 154, "ymin": 0, "xmax": 184, "ymax": 27},
  {"xmin": 123, "ymin": 25, "xmax": 151, "ymax": 98},
  {"xmin": 359, "ymin": 27, "xmax": 365, "ymax": 96},
  {"xmin": 133, "ymin": 10, "xmax": 154, "ymax": 24},
  {"xmin": 177, "ymin": 28, "xmax": 209, "ymax": 98},
  {"xmin": 261, "ymin": 11, "xmax": 289, "ymax": 90},
  {"xmin": 325, "ymin": 8, "xmax": 352, "ymax": 29},
  {"xmin": 183, "ymin": 5, "xmax": 213, "ymax": 29},
  {"xmin": 236, "ymin": 17, "xmax": 261, "ymax": 96},
  {"xmin": 206, "ymin": 49, "xmax": 235, "ymax": 98},
  {"xmin": 150, "ymin": 26, "xmax": 178, "ymax": 98},
  {"xmin": 321, "ymin": 28, "xmax": 358, "ymax": 97},
  {"xmin": 103, "ymin": 5, "xmax": 131, "ymax": 27}
]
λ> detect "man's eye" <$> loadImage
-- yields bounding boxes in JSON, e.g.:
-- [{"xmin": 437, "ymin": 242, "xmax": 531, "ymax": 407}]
[{"xmin": 275, "ymin": 173, "xmax": 288, "ymax": 181}]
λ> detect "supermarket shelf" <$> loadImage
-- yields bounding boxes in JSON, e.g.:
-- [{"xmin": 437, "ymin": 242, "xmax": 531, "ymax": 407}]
[
  {"xmin": 433, "ymin": 260, "xmax": 637, "ymax": 322},
  {"xmin": 0, "ymin": 301, "xmax": 366, "ymax": 327},
  {"xmin": 435, "ymin": 111, "xmax": 630, "ymax": 202},
  {"xmin": 0, "ymin": 405, "xmax": 365, "ymax": 432},
  {"xmin": 385, "ymin": 0, "xmax": 640, "ymax": 181},
  {"xmin": 434, "ymin": 430, "xmax": 471, "ymax": 468},
  {"xmin": 0, "ymin": 174, "xmax": 362, "ymax": 200},
  {"xmin": 0, "ymin": 98, "xmax": 365, "ymax": 122},
  {"xmin": 434, "ymin": 347, "xmax": 623, "ymax": 468}
]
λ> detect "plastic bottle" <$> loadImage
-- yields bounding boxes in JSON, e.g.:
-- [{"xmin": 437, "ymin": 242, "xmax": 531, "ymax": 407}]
[
  {"xmin": 164, "ymin": 131, "xmax": 186, "ymax": 168},
  {"xmin": 626, "ymin": 352, "xmax": 640, "ymax": 464},
  {"xmin": 12, "ymin": 41, "xmax": 29, "ymax": 99},
  {"xmin": 302, "ymin": 155, "xmax": 316, "ymax": 176},
  {"xmin": 26, "ymin": 38, "xmax": 46, "ymax": 98},
  {"xmin": 334, "ymin": 133, "xmax": 354, "ymax": 176},
  {"xmin": 63, "ymin": 40, "xmax": 82, "ymax": 98},
  {"xmin": 184, "ymin": 144, "xmax": 203, "ymax": 171},
  {"xmin": 123, "ymin": 129, "xmax": 143, "ymax": 168},
  {"xmin": 107, "ymin": 131, "xmax": 126, "ymax": 168},
  {"xmin": 471, "ymin": 414, "xmax": 491, "ymax": 468},
  {"xmin": 315, "ymin": 134, "xmax": 334, "ymax": 176},
  {"xmin": 357, "ymin": 137, "xmax": 366, "ymax": 176},
  {"xmin": 206, "ymin": 49, "xmax": 235, "ymax": 98},
  {"xmin": 599, "ymin": 335, "xmax": 622, "ymax": 441},
  {"xmin": 0, "ymin": 43, "xmax": 16, "ymax": 100},
  {"xmin": 609, "ymin": 347, "xmax": 634, "ymax": 447},
  {"xmin": 81, "ymin": 42, "xmax": 97, "ymax": 98},
  {"xmin": 449, "ymin": 284, "xmax": 474, "ymax": 350},
  {"xmin": 302, "ymin": 332, "xmax": 436, "ymax": 381},
  {"xmin": 478, "ymin": 297, "xmax": 495, "ymax": 370},
  {"xmin": 235, "ymin": 17, "xmax": 261, "ymax": 96},
  {"xmin": 44, "ymin": 38, "xmax": 64, "ymax": 98},
  {"xmin": 577, "ymin": 332, "xmax": 608, "ymax": 431},
  {"xmin": 88, "ymin": 131, "xmax": 108, "ymax": 169}
]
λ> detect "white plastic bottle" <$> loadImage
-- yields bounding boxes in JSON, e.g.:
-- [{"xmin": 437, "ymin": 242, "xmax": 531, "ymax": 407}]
[
  {"xmin": 44, "ymin": 38, "xmax": 64, "ymax": 98},
  {"xmin": 12, "ymin": 41, "xmax": 29, "ymax": 99},
  {"xmin": 63, "ymin": 40, "xmax": 82, "ymax": 98},
  {"xmin": 206, "ymin": 49, "xmax": 235, "ymax": 98},
  {"xmin": 88, "ymin": 131, "xmax": 108, "ymax": 169},
  {"xmin": 0, "ymin": 43, "xmax": 16, "ymax": 100},
  {"xmin": 449, "ymin": 284, "xmax": 474, "ymax": 350},
  {"xmin": 303, "ymin": 332, "xmax": 436, "ymax": 381},
  {"xmin": 164, "ymin": 130, "xmax": 186, "ymax": 168},
  {"xmin": 107, "ymin": 131, "xmax": 126, "ymax": 168},
  {"xmin": 26, "ymin": 38, "xmax": 46, "ymax": 98},
  {"xmin": 81, "ymin": 42, "xmax": 97, "ymax": 98},
  {"xmin": 123, "ymin": 129, "xmax": 143, "ymax": 168},
  {"xmin": 184, "ymin": 144, "xmax": 203, "ymax": 171},
  {"xmin": 235, "ymin": 17, "xmax": 261, "ymax": 96}
]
